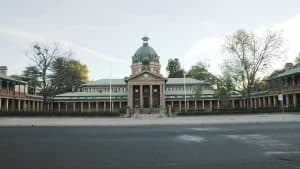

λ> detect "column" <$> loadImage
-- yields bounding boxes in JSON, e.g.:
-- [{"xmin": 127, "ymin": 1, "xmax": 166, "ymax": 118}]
[
  {"xmin": 23, "ymin": 100, "xmax": 26, "ymax": 111},
  {"xmin": 112, "ymin": 101, "xmax": 114, "ymax": 111},
  {"xmin": 65, "ymin": 102, "xmax": 68, "ymax": 112},
  {"xmin": 140, "ymin": 85, "xmax": 143, "ymax": 108},
  {"xmin": 0, "ymin": 98, "xmax": 2, "ymax": 111},
  {"xmin": 119, "ymin": 101, "xmax": 122, "ymax": 109},
  {"xmin": 17, "ymin": 99, "xmax": 21, "ymax": 111},
  {"xmin": 96, "ymin": 102, "xmax": 99, "ymax": 111},
  {"xmin": 150, "ymin": 85, "xmax": 153, "ymax": 108},
  {"xmin": 160, "ymin": 84, "xmax": 165, "ymax": 107},
  {"xmin": 80, "ymin": 102, "xmax": 83, "ymax": 112},
  {"xmin": 273, "ymin": 96, "xmax": 277, "ymax": 108},
  {"xmin": 37, "ymin": 101, "xmax": 40, "ymax": 111},
  {"xmin": 194, "ymin": 100, "xmax": 197, "ymax": 110},
  {"xmin": 33, "ymin": 101, "xmax": 36, "ymax": 111},
  {"xmin": 286, "ymin": 94, "xmax": 289, "ymax": 107},
  {"xmin": 254, "ymin": 98, "xmax": 257, "ymax": 109},
  {"xmin": 104, "ymin": 101, "xmax": 106, "ymax": 111},
  {"xmin": 202, "ymin": 100, "xmax": 205, "ymax": 110},
  {"xmin": 268, "ymin": 96, "xmax": 272, "ymax": 107},
  {"xmin": 58, "ymin": 102, "xmax": 61, "ymax": 112},
  {"xmin": 232, "ymin": 100, "xmax": 235, "ymax": 108},
  {"xmin": 171, "ymin": 101, "xmax": 174, "ymax": 109},
  {"xmin": 88, "ymin": 102, "xmax": 91, "ymax": 112},
  {"xmin": 5, "ymin": 98, "xmax": 9, "ymax": 111},
  {"xmin": 187, "ymin": 101, "xmax": 190, "ymax": 110},
  {"xmin": 263, "ymin": 97, "xmax": 266, "ymax": 108},
  {"xmin": 217, "ymin": 100, "xmax": 220, "ymax": 109},
  {"xmin": 293, "ymin": 94, "xmax": 297, "ymax": 107},
  {"xmin": 258, "ymin": 98, "xmax": 261, "ymax": 108},
  {"xmin": 209, "ymin": 100, "xmax": 212, "ymax": 110},
  {"xmin": 250, "ymin": 99, "xmax": 253, "ymax": 108},
  {"xmin": 128, "ymin": 85, "xmax": 133, "ymax": 108},
  {"xmin": 73, "ymin": 102, "xmax": 76, "ymax": 112},
  {"xmin": 179, "ymin": 101, "xmax": 181, "ymax": 112}
]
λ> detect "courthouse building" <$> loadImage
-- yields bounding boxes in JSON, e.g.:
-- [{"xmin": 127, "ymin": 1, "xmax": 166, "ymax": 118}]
[{"xmin": 1, "ymin": 37, "xmax": 300, "ymax": 114}]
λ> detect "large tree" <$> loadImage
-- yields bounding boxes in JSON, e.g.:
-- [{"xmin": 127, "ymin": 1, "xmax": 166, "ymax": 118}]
[
  {"xmin": 166, "ymin": 58, "xmax": 185, "ymax": 78},
  {"xmin": 22, "ymin": 66, "xmax": 41, "ymax": 94},
  {"xmin": 51, "ymin": 57, "xmax": 88, "ymax": 94},
  {"xmin": 27, "ymin": 42, "xmax": 71, "ymax": 110},
  {"xmin": 186, "ymin": 62, "xmax": 215, "ymax": 83},
  {"xmin": 214, "ymin": 65, "xmax": 237, "ymax": 108},
  {"xmin": 223, "ymin": 29, "xmax": 285, "ymax": 108}
]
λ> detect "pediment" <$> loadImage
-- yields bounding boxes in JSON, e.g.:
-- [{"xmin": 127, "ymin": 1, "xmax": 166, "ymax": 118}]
[{"xmin": 126, "ymin": 71, "xmax": 166, "ymax": 83}]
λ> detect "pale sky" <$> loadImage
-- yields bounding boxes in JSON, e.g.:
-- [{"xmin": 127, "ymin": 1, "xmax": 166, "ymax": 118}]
[{"xmin": 0, "ymin": 0, "xmax": 300, "ymax": 80}]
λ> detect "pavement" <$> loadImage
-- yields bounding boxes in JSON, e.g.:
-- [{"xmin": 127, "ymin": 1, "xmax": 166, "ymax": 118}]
[
  {"xmin": 0, "ymin": 122, "xmax": 299, "ymax": 169},
  {"xmin": 0, "ymin": 113, "xmax": 300, "ymax": 126}
]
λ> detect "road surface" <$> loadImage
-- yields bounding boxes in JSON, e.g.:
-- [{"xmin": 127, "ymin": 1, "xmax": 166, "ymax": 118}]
[{"xmin": 0, "ymin": 122, "xmax": 299, "ymax": 169}]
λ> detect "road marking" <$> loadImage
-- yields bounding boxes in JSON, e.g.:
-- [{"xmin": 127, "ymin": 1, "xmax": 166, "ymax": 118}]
[
  {"xmin": 176, "ymin": 134, "xmax": 207, "ymax": 143},
  {"xmin": 264, "ymin": 151, "xmax": 300, "ymax": 155},
  {"xmin": 189, "ymin": 127, "xmax": 231, "ymax": 131},
  {"xmin": 225, "ymin": 134, "xmax": 292, "ymax": 149}
]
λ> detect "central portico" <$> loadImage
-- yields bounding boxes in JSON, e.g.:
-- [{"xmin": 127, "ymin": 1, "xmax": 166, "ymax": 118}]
[{"xmin": 125, "ymin": 36, "xmax": 166, "ymax": 111}]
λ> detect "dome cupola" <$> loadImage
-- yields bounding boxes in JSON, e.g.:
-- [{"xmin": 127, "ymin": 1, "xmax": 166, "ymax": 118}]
[{"xmin": 132, "ymin": 36, "xmax": 160, "ymax": 65}]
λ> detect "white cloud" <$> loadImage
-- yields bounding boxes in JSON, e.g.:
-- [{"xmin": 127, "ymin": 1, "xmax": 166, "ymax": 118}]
[
  {"xmin": 181, "ymin": 15, "xmax": 300, "ymax": 75},
  {"xmin": 0, "ymin": 26, "xmax": 128, "ymax": 79}
]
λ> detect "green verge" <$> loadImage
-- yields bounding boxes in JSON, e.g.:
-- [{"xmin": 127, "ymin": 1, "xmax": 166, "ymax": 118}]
[
  {"xmin": 176, "ymin": 108, "xmax": 300, "ymax": 116},
  {"xmin": 0, "ymin": 111, "xmax": 122, "ymax": 117}
]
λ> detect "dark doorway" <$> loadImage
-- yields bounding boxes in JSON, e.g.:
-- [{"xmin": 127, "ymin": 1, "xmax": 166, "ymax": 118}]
[
  {"xmin": 153, "ymin": 85, "xmax": 160, "ymax": 108},
  {"xmin": 143, "ymin": 85, "xmax": 150, "ymax": 108},
  {"xmin": 133, "ymin": 85, "xmax": 140, "ymax": 108}
]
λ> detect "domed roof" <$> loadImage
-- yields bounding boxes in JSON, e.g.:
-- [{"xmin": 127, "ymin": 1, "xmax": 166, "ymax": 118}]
[{"xmin": 132, "ymin": 36, "xmax": 160, "ymax": 65}]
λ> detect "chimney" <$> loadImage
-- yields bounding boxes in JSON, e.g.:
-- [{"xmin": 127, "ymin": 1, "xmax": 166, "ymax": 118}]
[
  {"xmin": 0, "ymin": 66, "xmax": 8, "ymax": 76},
  {"xmin": 284, "ymin": 63, "xmax": 293, "ymax": 70}
]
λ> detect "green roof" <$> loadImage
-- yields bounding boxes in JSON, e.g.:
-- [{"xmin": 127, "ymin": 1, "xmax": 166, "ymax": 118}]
[
  {"xmin": 166, "ymin": 89, "xmax": 214, "ymax": 96},
  {"xmin": 54, "ymin": 91, "xmax": 127, "ymax": 100},
  {"xmin": 0, "ymin": 74, "xmax": 27, "ymax": 84},
  {"xmin": 270, "ymin": 66, "xmax": 300, "ymax": 79},
  {"xmin": 82, "ymin": 79, "xmax": 126, "ymax": 86},
  {"xmin": 132, "ymin": 37, "xmax": 159, "ymax": 65},
  {"xmin": 81, "ymin": 78, "xmax": 205, "ymax": 86},
  {"xmin": 166, "ymin": 78, "xmax": 205, "ymax": 85}
]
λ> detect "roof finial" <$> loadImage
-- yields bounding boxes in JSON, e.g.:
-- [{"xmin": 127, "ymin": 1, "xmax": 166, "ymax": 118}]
[{"xmin": 142, "ymin": 36, "xmax": 149, "ymax": 43}]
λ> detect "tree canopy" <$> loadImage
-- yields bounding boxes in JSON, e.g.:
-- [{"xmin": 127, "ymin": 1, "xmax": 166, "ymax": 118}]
[
  {"xmin": 222, "ymin": 29, "xmax": 285, "ymax": 107},
  {"xmin": 186, "ymin": 62, "xmax": 215, "ymax": 83},
  {"xmin": 25, "ymin": 42, "xmax": 88, "ymax": 109},
  {"xmin": 51, "ymin": 57, "xmax": 88, "ymax": 94},
  {"xmin": 166, "ymin": 58, "xmax": 185, "ymax": 78}
]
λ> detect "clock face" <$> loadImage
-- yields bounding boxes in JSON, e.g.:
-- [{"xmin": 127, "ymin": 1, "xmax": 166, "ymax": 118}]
[{"xmin": 143, "ymin": 73, "xmax": 149, "ymax": 79}]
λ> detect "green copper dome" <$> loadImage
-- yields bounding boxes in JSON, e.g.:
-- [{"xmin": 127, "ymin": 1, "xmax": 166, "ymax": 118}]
[{"xmin": 132, "ymin": 36, "xmax": 160, "ymax": 65}]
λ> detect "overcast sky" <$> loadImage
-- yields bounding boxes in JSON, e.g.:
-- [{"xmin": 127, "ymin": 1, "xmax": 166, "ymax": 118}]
[{"xmin": 0, "ymin": 0, "xmax": 300, "ymax": 80}]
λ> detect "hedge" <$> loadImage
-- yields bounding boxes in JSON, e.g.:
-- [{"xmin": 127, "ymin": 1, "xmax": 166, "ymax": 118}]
[
  {"xmin": 176, "ymin": 108, "xmax": 300, "ymax": 116},
  {"xmin": 0, "ymin": 111, "xmax": 122, "ymax": 117}
]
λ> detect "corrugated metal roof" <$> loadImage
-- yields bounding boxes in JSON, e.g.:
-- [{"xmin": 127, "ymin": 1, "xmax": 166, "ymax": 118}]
[
  {"xmin": 270, "ymin": 66, "xmax": 300, "ymax": 79},
  {"xmin": 56, "ymin": 91, "xmax": 127, "ymax": 97},
  {"xmin": 166, "ymin": 78, "xmax": 205, "ymax": 85},
  {"xmin": 0, "ymin": 74, "xmax": 27, "ymax": 84},
  {"xmin": 82, "ymin": 79, "xmax": 126, "ymax": 86},
  {"xmin": 166, "ymin": 89, "xmax": 214, "ymax": 96},
  {"xmin": 81, "ymin": 77, "xmax": 205, "ymax": 86}
]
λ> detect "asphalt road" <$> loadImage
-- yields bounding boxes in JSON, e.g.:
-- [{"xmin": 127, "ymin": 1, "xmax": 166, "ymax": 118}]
[{"xmin": 0, "ymin": 123, "xmax": 300, "ymax": 169}]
